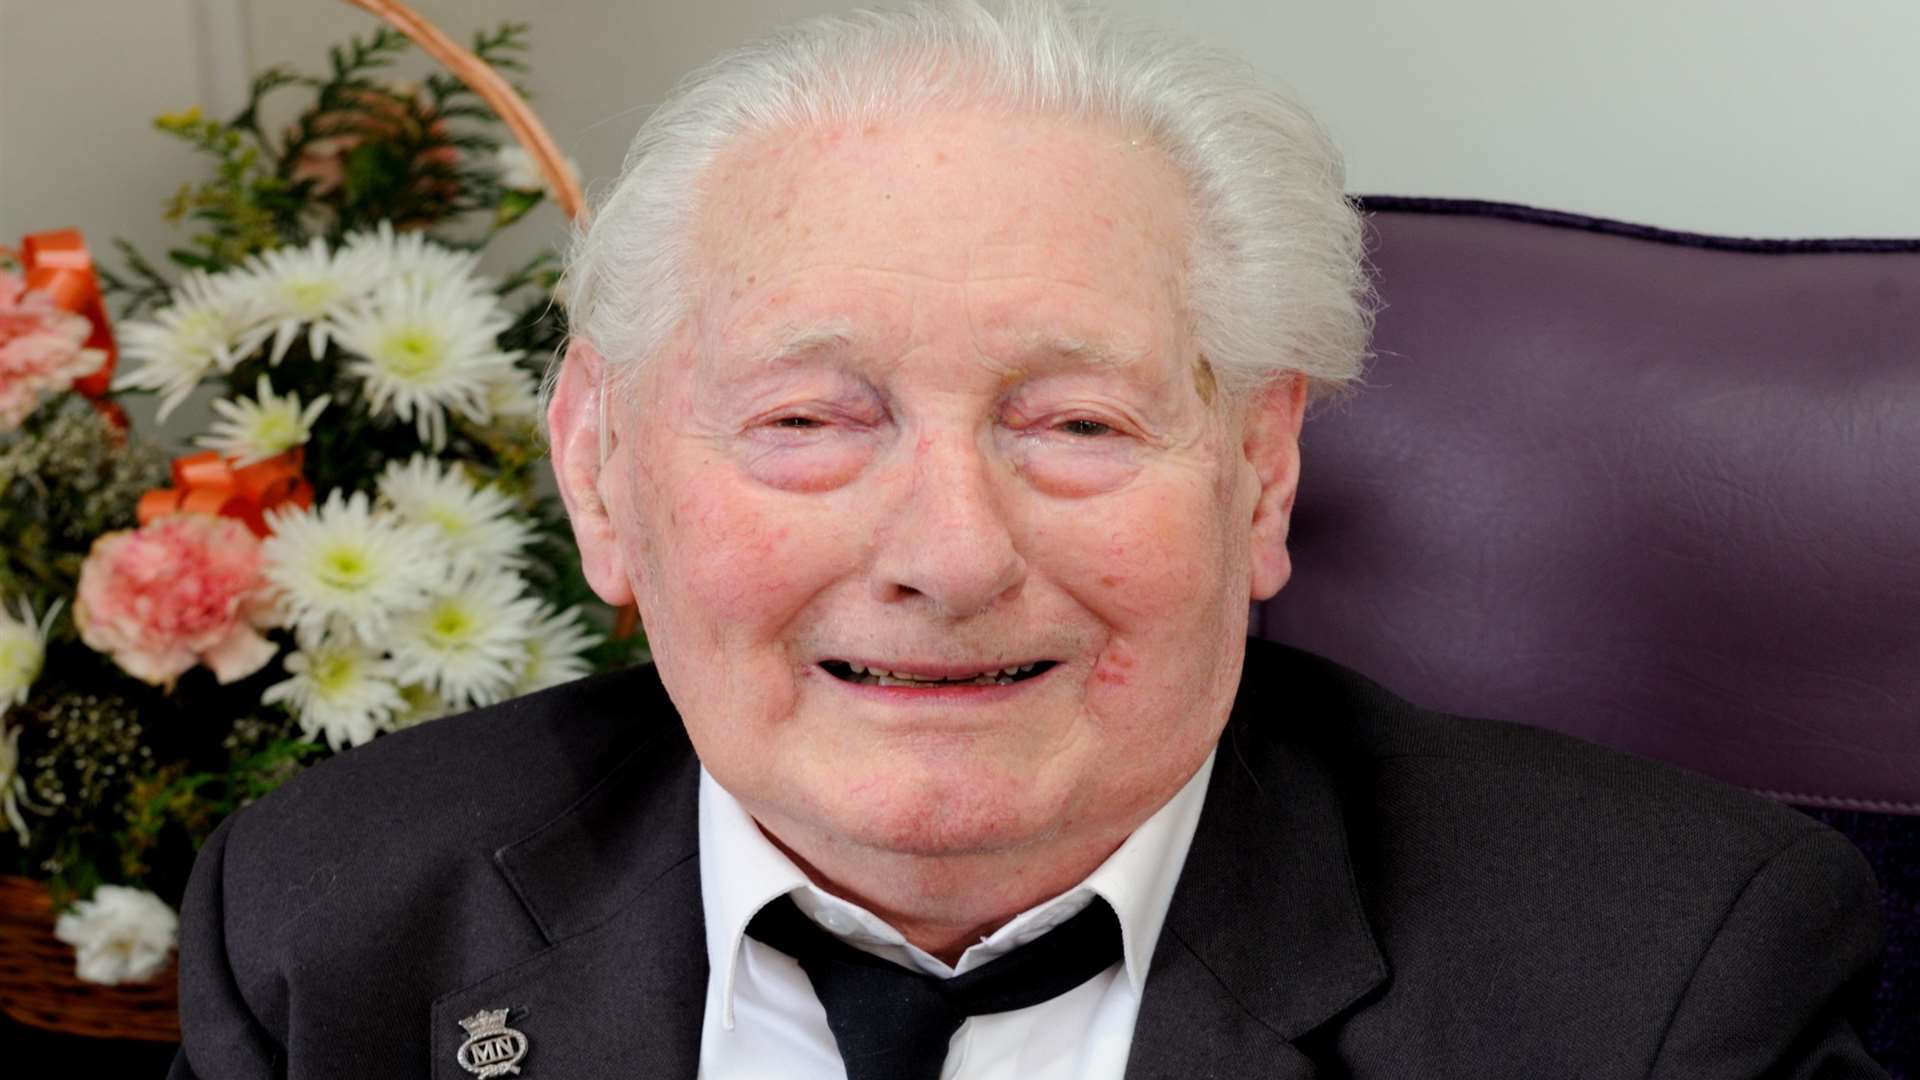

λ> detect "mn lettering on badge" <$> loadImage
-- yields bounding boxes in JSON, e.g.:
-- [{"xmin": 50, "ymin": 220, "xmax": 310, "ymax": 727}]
[{"xmin": 455, "ymin": 1007, "xmax": 530, "ymax": 1078}]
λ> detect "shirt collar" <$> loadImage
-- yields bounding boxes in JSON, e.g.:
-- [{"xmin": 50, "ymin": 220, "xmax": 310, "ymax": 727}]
[{"xmin": 699, "ymin": 747, "xmax": 1216, "ymax": 1028}]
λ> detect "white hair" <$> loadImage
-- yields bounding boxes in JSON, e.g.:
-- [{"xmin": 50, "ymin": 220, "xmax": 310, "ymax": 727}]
[{"xmin": 547, "ymin": 0, "xmax": 1372, "ymax": 433}]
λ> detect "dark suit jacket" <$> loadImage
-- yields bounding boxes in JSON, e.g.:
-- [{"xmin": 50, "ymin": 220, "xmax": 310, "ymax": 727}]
[{"xmin": 170, "ymin": 638, "xmax": 1888, "ymax": 1078}]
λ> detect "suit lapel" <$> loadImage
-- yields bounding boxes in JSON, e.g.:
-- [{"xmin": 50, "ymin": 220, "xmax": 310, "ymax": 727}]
[
  {"xmin": 1123, "ymin": 938, "xmax": 1324, "ymax": 1078},
  {"xmin": 430, "ymin": 723, "xmax": 708, "ymax": 1080},
  {"xmin": 1128, "ymin": 645, "xmax": 1389, "ymax": 1077}
]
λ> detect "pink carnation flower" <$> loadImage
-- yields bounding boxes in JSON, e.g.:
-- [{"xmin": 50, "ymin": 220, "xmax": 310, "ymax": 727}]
[
  {"xmin": 74, "ymin": 513, "xmax": 280, "ymax": 690},
  {"xmin": 0, "ymin": 270, "xmax": 108, "ymax": 431}
]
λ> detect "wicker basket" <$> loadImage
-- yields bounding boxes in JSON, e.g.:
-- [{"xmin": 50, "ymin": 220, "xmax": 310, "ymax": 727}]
[{"xmin": 0, "ymin": 875, "xmax": 180, "ymax": 1041}]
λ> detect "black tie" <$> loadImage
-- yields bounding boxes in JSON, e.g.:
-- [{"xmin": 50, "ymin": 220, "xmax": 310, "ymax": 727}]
[{"xmin": 746, "ymin": 893, "xmax": 1123, "ymax": 1080}]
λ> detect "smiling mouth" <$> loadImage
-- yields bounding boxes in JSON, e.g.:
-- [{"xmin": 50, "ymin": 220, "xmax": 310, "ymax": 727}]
[{"xmin": 820, "ymin": 659, "xmax": 1058, "ymax": 687}]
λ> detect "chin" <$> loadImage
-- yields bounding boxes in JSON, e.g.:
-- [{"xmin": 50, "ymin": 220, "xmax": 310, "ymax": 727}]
[{"xmin": 809, "ymin": 757, "xmax": 1072, "ymax": 858}]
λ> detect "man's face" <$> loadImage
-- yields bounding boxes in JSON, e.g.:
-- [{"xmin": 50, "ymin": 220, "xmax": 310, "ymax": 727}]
[{"xmin": 557, "ymin": 106, "xmax": 1306, "ymax": 864}]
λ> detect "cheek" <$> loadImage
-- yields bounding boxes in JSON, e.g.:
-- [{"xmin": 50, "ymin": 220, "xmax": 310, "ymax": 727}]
[
  {"xmin": 1047, "ymin": 478, "xmax": 1243, "ymax": 698},
  {"xmin": 1071, "ymin": 491, "xmax": 1229, "ymax": 620},
  {"xmin": 642, "ymin": 465, "xmax": 863, "ymax": 643},
  {"xmin": 662, "ymin": 491, "xmax": 800, "ymax": 618}
]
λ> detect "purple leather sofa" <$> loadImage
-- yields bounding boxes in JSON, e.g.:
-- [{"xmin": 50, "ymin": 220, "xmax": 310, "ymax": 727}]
[{"xmin": 1253, "ymin": 196, "xmax": 1918, "ymax": 1075}]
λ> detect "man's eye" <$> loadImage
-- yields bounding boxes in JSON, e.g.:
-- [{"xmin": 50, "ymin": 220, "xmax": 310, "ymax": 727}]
[
  {"xmin": 1056, "ymin": 418, "xmax": 1114, "ymax": 437},
  {"xmin": 771, "ymin": 416, "xmax": 827, "ymax": 429}
]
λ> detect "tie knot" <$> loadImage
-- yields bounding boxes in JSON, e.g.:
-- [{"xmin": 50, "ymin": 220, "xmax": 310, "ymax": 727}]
[{"xmin": 746, "ymin": 894, "xmax": 1123, "ymax": 1080}]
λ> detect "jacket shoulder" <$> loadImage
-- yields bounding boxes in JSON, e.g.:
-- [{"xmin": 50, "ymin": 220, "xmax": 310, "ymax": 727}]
[
  {"xmin": 228, "ymin": 661, "xmax": 682, "ymax": 863},
  {"xmin": 173, "ymin": 662, "xmax": 694, "ymax": 1074},
  {"xmin": 1238, "ymin": 637, "xmax": 1825, "ymax": 855},
  {"xmin": 1235, "ymin": 639, "xmax": 1883, "ymax": 1072},
  {"xmin": 208, "ymin": 664, "xmax": 683, "ymax": 970}
]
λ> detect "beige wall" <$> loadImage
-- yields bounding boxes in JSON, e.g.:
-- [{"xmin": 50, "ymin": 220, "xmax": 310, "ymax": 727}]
[
  {"xmin": 3, "ymin": 1, "xmax": 222, "ymax": 288},
  {"xmin": 4, "ymin": 0, "xmax": 1918, "ymax": 319}
]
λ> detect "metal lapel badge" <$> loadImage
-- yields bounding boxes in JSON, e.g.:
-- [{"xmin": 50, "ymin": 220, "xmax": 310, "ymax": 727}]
[{"xmin": 456, "ymin": 1008, "xmax": 530, "ymax": 1077}]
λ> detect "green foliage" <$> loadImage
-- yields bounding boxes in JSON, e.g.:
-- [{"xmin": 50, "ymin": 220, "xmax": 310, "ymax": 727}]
[
  {"xmin": 154, "ymin": 106, "xmax": 298, "ymax": 271},
  {"xmin": 0, "ymin": 400, "xmax": 169, "ymax": 609},
  {"xmin": 91, "ymin": 240, "xmax": 179, "ymax": 322},
  {"xmin": 110, "ymin": 20, "xmax": 544, "ymax": 287},
  {"xmin": 12, "ymin": 684, "xmax": 154, "ymax": 899}
]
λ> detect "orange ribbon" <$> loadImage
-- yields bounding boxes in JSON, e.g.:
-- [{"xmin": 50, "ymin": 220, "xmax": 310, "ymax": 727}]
[
  {"xmin": 19, "ymin": 229, "xmax": 118, "ymax": 401},
  {"xmin": 137, "ymin": 448, "xmax": 315, "ymax": 538}
]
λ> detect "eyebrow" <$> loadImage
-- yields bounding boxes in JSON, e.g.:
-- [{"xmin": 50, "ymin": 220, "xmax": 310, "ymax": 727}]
[
  {"xmin": 1018, "ymin": 332, "xmax": 1149, "ymax": 369},
  {"xmin": 747, "ymin": 321, "xmax": 857, "ymax": 367}
]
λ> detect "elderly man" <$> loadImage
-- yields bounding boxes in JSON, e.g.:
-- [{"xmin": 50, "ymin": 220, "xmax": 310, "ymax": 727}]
[{"xmin": 172, "ymin": 2, "xmax": 1887, "ymax": 1078}]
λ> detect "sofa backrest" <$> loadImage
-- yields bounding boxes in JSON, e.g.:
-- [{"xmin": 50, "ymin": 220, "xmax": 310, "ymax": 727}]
[{"xmin": 1256, "ymin": 196, "xmax": 1920, "ymax": 814}]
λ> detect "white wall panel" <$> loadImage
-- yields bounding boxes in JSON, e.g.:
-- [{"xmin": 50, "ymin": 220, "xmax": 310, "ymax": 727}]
[
  {"xmin": 1, "ymin": 0, "xmax": 211, "ymax": 259},
  {"xmin": 1102, "ymin": 0, "xmax": 1920, "ymax": 237}
]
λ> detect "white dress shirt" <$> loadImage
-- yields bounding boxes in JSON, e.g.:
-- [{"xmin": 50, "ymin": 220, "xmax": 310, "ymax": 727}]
[{"xmin": 695, "ymin": 749, "xmax": 1216, "ymax": 1079}]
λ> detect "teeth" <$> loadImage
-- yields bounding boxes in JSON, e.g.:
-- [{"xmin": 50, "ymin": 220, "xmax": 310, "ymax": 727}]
[
  {"xmin": 835, "ymin": 660, "xmax": 1047, "ymax": 687},
  {"xmin": 844, "ymin": 664, "xmax": 1041, "ymax": 686},
  {"xmin": 861, "ymin": 673, "xmax": 1013, "ymax": 686}
]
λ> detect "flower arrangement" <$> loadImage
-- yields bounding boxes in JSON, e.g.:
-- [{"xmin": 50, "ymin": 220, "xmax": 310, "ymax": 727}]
[{"xmin": 0, "ymin": 15, "xmax": 634, "ymax": 996}]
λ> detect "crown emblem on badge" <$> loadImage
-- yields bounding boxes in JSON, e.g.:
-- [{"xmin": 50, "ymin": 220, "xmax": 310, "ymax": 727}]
[{"xmin": 455, "ymin": 1007, "xmax": 529, "ymax": 1078}]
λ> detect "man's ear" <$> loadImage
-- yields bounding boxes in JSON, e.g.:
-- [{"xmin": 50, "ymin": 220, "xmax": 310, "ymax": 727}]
[
  {"xmin": 1244, "ymin": 372, "xmax": 1309, "ymax": 602},
  {"xmin": 546, "ymin": 338, "xmax": 636, "ymax": 608}
]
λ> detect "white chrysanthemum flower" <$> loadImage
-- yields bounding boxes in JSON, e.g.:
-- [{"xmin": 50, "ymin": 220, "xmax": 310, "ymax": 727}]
[
  {"xmin": 260, "ymin": 489, "xmax": 443, "ymax": 646},
  {"xmin": 237, "ymin": 236, "xmax": 379, "ymax": 364},
  {"xmin": 329, "ymin": 277, "xmax": 522, "ymax": 450},
  {"xmin": 493, "ymin": 145, "xmax": 580, "ymax": 195},
  {"xmin": 114, "ymin": 270, "xmax": 265, "ymax": 421},
  {"xmin": 1, "ymin": 722, "xmax": 31, "ymax": 845},
  {"xmin": 0, "ymin": 595, "xmax": 60, "ymax": 721},
  {"xmin": 479, "ymin": 365, "xmax": 541, "ymax": 424},
  {"xmin": 262, "ymin": 633, "xmax": 407, "ymax": 749},
  {"xmin": 389, "ymin": 681, "xmax": 455, "ymax": 731},
  {"xmin": 53, "ymin": 885, "xmax": 178, "ymax": 985},
  {"xmin": 340, "ymin": 220, "xmax": 488, "ymax": 297},
  {"xmin": 512, "ymin": 601, "xmax": 600, "ymax": 696},
  {"xmin": 374, "ymin": 454, "xmax": 533, "ymax": 573},
  {"xmin": 194, "ymin": 374, "xmax": 330, "ymax": 467},
  {"xmin": 387, "ymin": 567, "xmax": 544, "ymax": 710}
]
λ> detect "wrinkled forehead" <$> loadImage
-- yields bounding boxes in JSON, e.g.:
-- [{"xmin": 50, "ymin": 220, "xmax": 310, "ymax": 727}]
[{"xmin": 683, "ymin": 106, "xmax": 1195, "ymax": 367}]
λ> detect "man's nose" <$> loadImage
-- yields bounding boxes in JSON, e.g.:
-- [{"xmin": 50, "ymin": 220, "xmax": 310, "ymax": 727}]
[{"xmin": 870, "ymin": 430, "xmax": 1027, "ymax": 617}]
